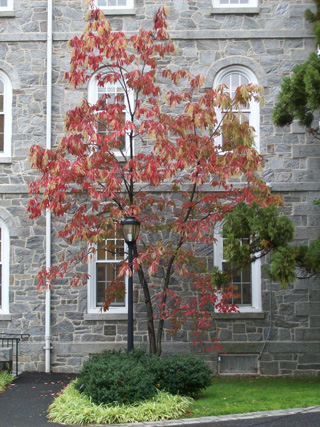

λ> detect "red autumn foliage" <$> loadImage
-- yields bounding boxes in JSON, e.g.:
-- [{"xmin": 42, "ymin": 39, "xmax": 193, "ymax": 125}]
[{"xmin": 27, "ymin": 5, "xmax": 282, "ymax": 355}]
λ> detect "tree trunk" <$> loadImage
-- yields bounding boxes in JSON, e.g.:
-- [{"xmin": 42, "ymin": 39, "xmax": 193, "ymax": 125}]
[{"xmin": 134, "ymin": 245, "xmax": 158, "ymax": 354}]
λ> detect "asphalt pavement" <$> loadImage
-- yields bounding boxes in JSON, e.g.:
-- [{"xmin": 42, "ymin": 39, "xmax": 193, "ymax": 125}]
[{"xmin": 0, "ymin": 372, "xmax": 319, "ymax": 427}]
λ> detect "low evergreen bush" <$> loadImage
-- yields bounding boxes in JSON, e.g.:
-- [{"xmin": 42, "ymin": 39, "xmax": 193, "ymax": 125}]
[
  {"xmin": 74, "ymin": 349, "xmax": 156, "ymax": 405},
  {"xmin": 149, "ymin": 353, "xmax": 212, "ymax": 396},
  {"xmin": 75, "ymin": 349, "xmax": 212, "ymax": 406}
]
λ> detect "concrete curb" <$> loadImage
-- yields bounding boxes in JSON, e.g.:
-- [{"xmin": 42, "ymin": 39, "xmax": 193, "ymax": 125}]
[{"xmin": 98, "ymin": 406, "xmax": 320, "ymax": 427}]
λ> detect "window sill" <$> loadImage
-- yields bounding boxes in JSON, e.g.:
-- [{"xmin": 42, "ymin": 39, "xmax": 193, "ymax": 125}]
[
  {"xmin": 0, "ymin": 314, "xmax": 12, "ymax": 321},
  {"xmin": 215, "ymin": 312, "xmax": 265, "ymax": 320},
  {"xmin": 0, "ymin": 11, "xmax": 15, "ymax": 17},
  {"xmin": 101, "ymin": 8, "xmax": 136, "ymax": 16},
  {"xmin": 0, "ymin": 157, "xmax": 12, "ymax": 164},
  {"xmin": 85, "ymin": 312, "xmax": 129, "ymax": 321},
  {"xmin": 211, "ymin": 7, "xmax": 260, "ymax": 14}
]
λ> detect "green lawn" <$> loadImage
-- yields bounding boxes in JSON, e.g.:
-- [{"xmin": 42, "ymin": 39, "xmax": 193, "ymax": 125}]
[
  {"xmin": 48, "ymin": 376, "xmax": 320, "ymax": 424},
  {"xmin": 188, "ymin": 376, "xmax": 320, "ymax": 417}
]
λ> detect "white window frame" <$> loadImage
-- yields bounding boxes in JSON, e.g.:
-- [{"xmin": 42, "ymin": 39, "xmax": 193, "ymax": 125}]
[
  {"xmin": 214, "ymin": 223, "xmax": 262, "ymax": 313},
  {"xmin": 213, "ymin": 66, "xmax": 260, "ymax": 152},
  {"xmin": 212, "ymin": 0, "xmax": 258, "ymax": 8},
  {"xmin": 0, "ymin": 219, "xmax": 10, "ymax": 314},
  {"xmin": 87, "ymin": 241, "xmax": 128, "ymax": 314},
  {"xmin": 88, "ymin": 72, "xmax": 134, "ymax": 158},
  {"xmin": 0, "ymin": 71, "xmax": 12, "ymax": 159},
  {"xmin": 0, "ymin": 0, "xmax": 14, "ymax": 11},
  {"xmin": 93, "ymin": 0, "xmax": 134, "ymax": 10}
]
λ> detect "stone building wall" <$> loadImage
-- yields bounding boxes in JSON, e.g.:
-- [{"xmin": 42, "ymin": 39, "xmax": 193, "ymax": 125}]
[{"xmin": 0, "ymin": 0, "xmax": 319, "ymax": 375}]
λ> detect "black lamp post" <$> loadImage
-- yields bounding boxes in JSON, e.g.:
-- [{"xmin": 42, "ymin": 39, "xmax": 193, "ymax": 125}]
[{"xmin": 121, "ymin": 216, "xmax": 140, "ymax": 353}]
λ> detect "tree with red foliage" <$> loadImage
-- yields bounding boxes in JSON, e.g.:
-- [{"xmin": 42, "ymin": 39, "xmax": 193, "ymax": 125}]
[{"xmin": 27, "ymin": 5, "xmax": 281, "ymax": 355}]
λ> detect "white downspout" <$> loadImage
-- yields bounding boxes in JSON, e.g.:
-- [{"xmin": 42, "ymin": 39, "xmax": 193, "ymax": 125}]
[{"xmin": 44, "ymin": 0, "xmax": 53, "ymax": 373}]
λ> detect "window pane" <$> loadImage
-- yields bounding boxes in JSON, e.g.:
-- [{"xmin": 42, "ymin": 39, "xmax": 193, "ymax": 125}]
[
  {"xmin": 96, "ymin": 264, "xmax": 107, "ymax": 305},
  {"xmin": 106, "ymin": 239, "xmax": 116, "ymax": 260},
  {"xmin": 0, "ymin": 231, "xmax": 2, "ymax": 307},
  {"xmin": 97, "ymin": 0, "xmax": 128, "ymax": 5},
  {"xmin": 96, "ymin": 263, "xmax": 125, "ymax": 306},
  {"xmin": 233, "ymin": 270, "xmax": 241, "ymax": 283},
  {"xmin": 220, "ymin": 0, "xmax": 249, "ymax": 4},
  {"xmin": 242, "ymin": 264, "xmax": 251, "ymax": 282},
  {"xmin": 0, "ymin": 95, "xmax": 3, "ymax": 112},
  {"xmin": 0, "ymin": 0, "xmax": 8, "ymax": 7},
  {"xmin": 97, "ymin": 242, "xmax": 106, "ymax": 260},
  {"xmin": 222, "ymin": 236, "xmax": 252, "ymax": 306},
  {"xmin": 116, "ymin": 238, "xmax": 124, "ymax": 260},
  {"xmin": 242, "ymin": 282, "xmax": 252, "ymax": 304},
  {"xmin": 0, "ymin": 115, "xmax": 4, "ymax": 153},
  {"xmin": 97, "ymin": 83, "xmax": 127, "ymax": 151}
]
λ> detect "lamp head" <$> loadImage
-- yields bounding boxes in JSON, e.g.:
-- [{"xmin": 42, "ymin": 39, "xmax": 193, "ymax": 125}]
[{"xmin": 121, "ymin": 217, "xmax": 140, "ymax": 244}]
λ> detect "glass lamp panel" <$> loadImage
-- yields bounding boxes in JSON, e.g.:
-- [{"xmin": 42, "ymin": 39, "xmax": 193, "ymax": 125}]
[{"xmin": 122, "ymin": 223, "xmax": 140, "ymax": 242}]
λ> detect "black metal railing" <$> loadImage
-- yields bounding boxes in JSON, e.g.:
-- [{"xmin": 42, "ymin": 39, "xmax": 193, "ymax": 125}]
[{"xmin": 0, "ymin": 333, "xmax": 30, "ymax": 376}]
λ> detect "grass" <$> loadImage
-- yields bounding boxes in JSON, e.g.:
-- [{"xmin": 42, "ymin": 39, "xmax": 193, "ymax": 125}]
[
  {"xmin": 188, "ymin": 376, "xmax": 320, "ymax": 418},
  {"xmin": 48, "ymin": 381, "xmax": 193, "ymax": 425},
  {"xmin": 48, "ymin": 376, "xmax": 320, "ymax": 424},
  {"xmin": 0, "ymin": 371, "xmax": 14, "ymax": 392}
]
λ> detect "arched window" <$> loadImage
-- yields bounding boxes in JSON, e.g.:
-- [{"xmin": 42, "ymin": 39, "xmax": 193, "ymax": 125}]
[
  {"xmin": 214, "ymin": 66, "xmax": 260, "ymax": 152},
  {"xmin": 88, "ymin": 73, "xmax": 133, "ymax": 157},
  {"xmin": 87, "ymin": 229, "xmax": 128, "ymax": 314},
  {"xmin": 0, "ymin": 220, "xmax": 10, "ymax": 314},
  {"xmin": 0, "ymin": 71, "xmax": 12, "ymax": 159},
  {"xmin": 214, "ymin": 222, "xmax": 262, "ymax": 313}
]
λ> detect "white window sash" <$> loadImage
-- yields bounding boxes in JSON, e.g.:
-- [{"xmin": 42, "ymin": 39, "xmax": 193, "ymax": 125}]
[
  {"xmin": 0, "ymin": 220, "xmax": 9, "ymax": 314},
  {"xmin": 87, "ymin": 243, "xmax": 128, "ymax": 314},
  {"xmin": 212, "ymin": 0, "xmax": 258, "ymax": 7},
  {"xmin": 214, "ymin": 223, "xmax": 262, "ymax": 313},
  {"xmin": 93, "ymin": 0, "xmax": 134, "ymax": 9},
  {"xmin": 213, "ymin": 66, "xmax": 260, "ymax": 153},
  {"xmin": 88, "ymin": 75, "xmax": 134, "ymax": 158},
  {"xmin": 0, "ymin": 71, "xmax": 12, "ymax": 158}
]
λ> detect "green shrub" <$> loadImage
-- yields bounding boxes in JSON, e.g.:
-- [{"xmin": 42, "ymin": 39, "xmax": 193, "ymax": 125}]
[
  {"xmin": 75, "ymin": 349, "xmax": 156, "ymax": 405},
  {"xmin": 75, "ymin": 349, "xmax": 212, "ymax": 406},
  {"xmin": 0, "ymin": 371, "xmax": 13, "ymax": 392},
  {"xmin": 149, "ymin": 353, "xmax": 212, "ymax": 396}
]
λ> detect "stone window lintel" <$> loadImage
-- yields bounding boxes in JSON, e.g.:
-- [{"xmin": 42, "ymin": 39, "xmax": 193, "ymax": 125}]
[{"xmin": 0, "ymin": 11, "xmax": 15, "ymax": 18}]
